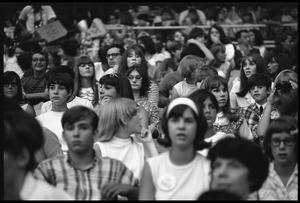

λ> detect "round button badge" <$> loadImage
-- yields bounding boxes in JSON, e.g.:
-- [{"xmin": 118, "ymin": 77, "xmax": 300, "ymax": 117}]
[{"xmin": 157, "ymin": 173, "xmax": 177, "ymax": 191}]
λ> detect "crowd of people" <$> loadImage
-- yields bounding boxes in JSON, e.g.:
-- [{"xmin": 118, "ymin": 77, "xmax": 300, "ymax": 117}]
[{"xmin": 3, "ymin": 2, "xmax": 298, "ymax": 201}]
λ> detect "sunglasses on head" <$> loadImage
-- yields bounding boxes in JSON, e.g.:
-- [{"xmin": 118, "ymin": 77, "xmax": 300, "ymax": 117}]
[{"xmin": 275, "ymin": 81, "xmax": 292, "ymax": 91}]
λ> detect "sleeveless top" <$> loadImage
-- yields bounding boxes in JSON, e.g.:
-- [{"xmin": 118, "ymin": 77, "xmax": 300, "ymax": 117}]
[
  {"xmin": 94, "ymin": 136, "xmax": 145, "ymax": 180},
  {"xmin": 147, "ymin": 151, "xmax": 210, "ymax": 200}
]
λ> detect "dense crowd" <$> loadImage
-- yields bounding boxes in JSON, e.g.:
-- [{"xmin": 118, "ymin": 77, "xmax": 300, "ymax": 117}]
[{"xmin": 3, "ymin": 3, "xmax": 298, "ymax": 201}]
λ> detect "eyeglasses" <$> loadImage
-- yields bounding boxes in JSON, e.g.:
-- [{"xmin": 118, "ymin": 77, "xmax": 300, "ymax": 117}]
[
  {"xmin": 4, "ymin": 82, "xmax": 18, "ymax": 88},
  {"xmin": 106, "ymin": 53, "xmax": 121, "ymax": 59},
  {"xmin": 32, "ymin": 58, "xmax": 46, "ymax": 62},
  {"xmin": 271, "ymin": 138, "xmax": 295, "ymax": 147},
  {"xmin": 275, "ymin": 81, "xmax": 292, "ymax": 91},
  {"xmin": 127, "ymin": 75, "xmax": 143, "ymax": 81}
]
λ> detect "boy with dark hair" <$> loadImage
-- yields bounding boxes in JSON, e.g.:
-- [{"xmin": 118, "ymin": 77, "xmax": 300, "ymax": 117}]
[
  {"xmin": 36, "ymin": 70, "xmax": 74, "ymax": 153},
  {"xmin": 34, "ymin": 106, "xmax": 139, "ymax": 200},
  {"xmin": 243, "ymin": 73, "xmax": 273, "ymax": 146}
]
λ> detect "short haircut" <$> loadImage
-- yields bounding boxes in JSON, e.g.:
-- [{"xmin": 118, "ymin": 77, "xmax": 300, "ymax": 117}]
[
  {"xmin": 177, "ymin": 55, "xmax": 204, "ymax": 78},
  {"xmin": 235, "ymin": 29, "xmax": 249, "ymax": 40},
  {"xmin": 207, "ymin": 137, "xmax": 269, "ymax": 193},
  {"xmin": 60, "ymin": 39, "xmax": 79, "ymax": 57},
  {"xmin": 263, "ymin": 116, "xmax": 298, "ymax": 161},
  {"xmin": 96, "ymin": 97, "xmax": 138, "ymax": 142},
  {"xmin": 106, "ymin": 43, "xmax": 126, "ymax": 56},
  {"xmin": 180, "ymin": 43, "xmax": 205, "ymax": 60},
  {"xmin": 194, "ymin": 65, "xmax": 218, "ymax": 83},
  {"xmin": 159, "ymin": 98, "xmax": 210, "ymax": 150},
  {"xmin": 47, "ymin": 72, "xmax": 74, "ymax": 93},
  {"xmin": 61, "ymin": 106, "xmax": 99, "ymax": 131},
  {"xmin": 188, "ymin": 27, "xmax": 206, "ymax": 40},
  {"xmin": 210, "ymin": 43, "xmax": 226, "ymax": 56},
  {"xmin": 247, "ymin": 73, "xmax": 272, "ymax": 89},
  {"xmin": 31, "ymin": 50, "xmax": 49, "ymax": 66},
  {"xmin": 4, "ymin": 111, "xmax": 44, "ymax": 171}
]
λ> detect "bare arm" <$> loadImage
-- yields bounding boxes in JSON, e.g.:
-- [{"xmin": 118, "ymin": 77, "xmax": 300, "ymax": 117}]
[
  {"xmin": 139, "ymin": 161, "xmax": 156, "ymax": 200},
  {"xmin": 187, "ymin": 39, "xmax": 214, "ymax": 64}
]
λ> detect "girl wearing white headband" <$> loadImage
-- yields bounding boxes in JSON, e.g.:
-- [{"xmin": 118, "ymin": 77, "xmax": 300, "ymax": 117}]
[{"xmin": 139, "ymin": 97, "xmax": 211, "ymax": 200}]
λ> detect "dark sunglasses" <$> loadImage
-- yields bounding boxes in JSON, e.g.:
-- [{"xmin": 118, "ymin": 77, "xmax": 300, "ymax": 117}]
[{"xmin": 275, "ymin": 81, "xmax": 292, "ymax": 91}]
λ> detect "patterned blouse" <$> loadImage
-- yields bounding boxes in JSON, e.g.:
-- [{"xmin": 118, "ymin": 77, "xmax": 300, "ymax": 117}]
[
  {"xmin": 136, "ymin": 96, "xmax": 159, "ymax": 129},
  {"xmin": 79, "ymin": 87, "xmax": 94, "ymax": 103}
]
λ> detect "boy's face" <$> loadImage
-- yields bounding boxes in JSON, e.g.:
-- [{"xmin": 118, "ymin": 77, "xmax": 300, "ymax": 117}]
[
  {"xmin": 249, "ymin": 85, "xmax": 270, "ymax": 104},
  {"xmin": 49, "ymin": 84, "xmax": 71, "ymax": 107},
  {"xmin": 63, "ymin": 118, "xmax": 96, "ymax": 154}
]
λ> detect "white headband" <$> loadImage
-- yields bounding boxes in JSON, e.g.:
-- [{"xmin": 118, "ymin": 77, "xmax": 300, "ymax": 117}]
[{"xmin": 167, "ymin": 97, "xmax": 199, "ymax": 117}]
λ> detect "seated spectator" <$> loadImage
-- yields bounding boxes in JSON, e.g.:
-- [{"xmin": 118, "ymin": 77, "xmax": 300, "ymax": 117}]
[
  {"xmin": 207, "ymin": 137, "xmax": 269, "ymax": 200},
  {"xmin": 34, "ymin": 106, "xmax": 139, "ymax": 200},
  {"xmin": 4, "ymin": 111, "xmax": 72, "ymax": 200},
  {"xmin": 257, "ymin": 116, "xmax": 298, "ymax": 200}
]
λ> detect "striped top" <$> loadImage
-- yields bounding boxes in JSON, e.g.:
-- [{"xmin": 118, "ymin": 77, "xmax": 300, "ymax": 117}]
[{"xmin": 33, "ymin": 153, "xmax": 139, "ymax": 200}]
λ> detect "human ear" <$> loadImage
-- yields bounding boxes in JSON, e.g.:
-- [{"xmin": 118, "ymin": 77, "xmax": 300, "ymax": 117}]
[{"xmin": 17, "ymin": 148, "xmax": 30, "ymax": 169}]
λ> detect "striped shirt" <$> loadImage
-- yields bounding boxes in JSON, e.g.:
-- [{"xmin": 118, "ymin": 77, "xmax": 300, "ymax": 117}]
[{"xmin": 33, "ymin": 152, "xmax": 139, "ymax": 200}]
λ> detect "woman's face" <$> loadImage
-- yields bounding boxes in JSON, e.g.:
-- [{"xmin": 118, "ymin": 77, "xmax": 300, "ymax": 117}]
[
  {"xmin": 168, "ymin": 108, "xmax": 197, "ymax": 149},
  {"xmin": 267, "ymin": 58, "xmax": 279, "ymax": 75},
  {"xmin": 270, "ymin": 132, "xmax": 297, "ymax": 165},
  {"xmin": 99, "ymin": 83, "xmax": 118, "ymax": 100},
  {"xmin": 31, "ymin": 53, "xmax": 47, "ymax": 72},
  {"xmin": 127, "ymin": 50, "xmax": 142, "ymax": 67},
  {"xmin": 174, "ymin": 31, "xmax": 185, "ymax": 44},
  {"xmin": 210, "ymin": 27, "xmax": 220, "ymax": 43},
  {"xmin": 103, "ymin": 33, "xmax": 115, "ymax": 47},
  {"xmin": 210, "ymin": 157, "xmax": 251, "ymax": 200},
  {"xmin": 281, "ymin": 35, "xmax": 293, "ymax": 53},
  {"xmin": 202, "ymin": 97, "xmax": 217, "ymax": 127},
  {"xmin": 128, "ymin": 70, "xmax": 143, "ymax": 92},
  {"xmin": 242, "ymin": 58, "xmax": 257, "ymax": 78},
  {"xmin": 4, "ymin": 79, "xmax": 18, "ymax": 99},
  {"xmin": 126, "ymin": 110, "xmax": 142, "ymax": 134},
  {"xmin": 216, "ymin": 49, "xmax": 226, "ymax": 63},
  {"xmin": 78, "ymin": 62, "xmax": 94, "ymax": 78},
  {"xmin": 210, "ymin": 84, "xmax": 228, "ymax": 111}
]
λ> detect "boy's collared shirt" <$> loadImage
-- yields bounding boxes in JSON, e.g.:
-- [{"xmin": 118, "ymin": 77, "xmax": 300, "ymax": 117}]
[{"xmin": 33, "ymin": 151, "xmax": 139, "ymax": 200}]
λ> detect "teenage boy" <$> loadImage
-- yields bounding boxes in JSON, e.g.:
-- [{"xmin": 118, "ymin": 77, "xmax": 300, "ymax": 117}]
[
  {"xmin": 36, "ymin": 70, "xmax": 74, "ymax": 153},
  {"xmin": 34, "ymin": 106, "xmax": 139, "ymax": 200},
  {"xmin": 243, "ymin": 73, "xmax": 272, "ymax": 146}
]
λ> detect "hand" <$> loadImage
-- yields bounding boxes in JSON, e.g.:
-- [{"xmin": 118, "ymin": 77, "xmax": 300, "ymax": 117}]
[
  {"xmin": 135, "ymin": 127, "xmax": 153, "ymax": 143},
  {"xmin": 187, "ymin": 38, "xmax": 199, "ymax": 45},
  {"xmin": 289, "ymin": 80, "xmax": 298, "ymax": 89},
  {"xmin": 101, "ymin": 96, "xmax": 112, "ymax": 105},
  {"xmin": 101, "ymin": 182, "xmax": 137, "ymax": 200}
]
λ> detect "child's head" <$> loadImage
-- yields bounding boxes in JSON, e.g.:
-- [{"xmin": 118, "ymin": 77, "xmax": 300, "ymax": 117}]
[
  {"xmin": 159, "ymin": 97, "xmax": 210, "ymax": 150},
  {"xmin": 210, "ymin": 43, "xmax": 226, "ymax": 63},
  {"xmin": 189, "ymin": 89, "xmax": 219, "ymax": 128},
  {"xmin": 247, "ymin": 73, "xmax": 272, "ymax": 104},
  {"xmin": 208, "ymin": 137, "xmax": 269, "ymax": 197},
  {"xmin": 96, "ymin": 97, "xmax": 140, "ymax": 142},
  {"xmin": 194, "ymin": 65, "xmax": 218, "ymax": 87},
  {"xmin": 61, "ymin": 106, "xmax": 99, "ymax": 131},
  {"xmin": 177, "ymin": 55, "xmax": 204, "ymax": 79},
  {"xmin": 200, "ymin": 75, "xmax": 230, "ymax": 112},
  {"xmin": 263, "ymin": 115, "xmax": 298, "ymax": 162},
  {"xmin": 47, "ymin": 72, "xmax": 74, "ymax": 94}
]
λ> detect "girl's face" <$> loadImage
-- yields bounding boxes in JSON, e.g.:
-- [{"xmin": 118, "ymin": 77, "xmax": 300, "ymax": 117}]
[
  {"xmin": 210, "ymin": 84, "xmax": 228, "ymax": 111},
  {"xmin": 216, "ymin": 49, "xmax": 226, "ymax": 63},
  {"xmin": 127, "ymin": 50, "xmax": 142, "ymax": 67},
  {"xmin": 128, "ymin": 70, "xmax": 143, "ymax": 91},
  {"xmin": 4, "ymin": 79, "xmax": 18, "ymax": 99},
  {"xmin": 78, "ymin": 63, "xmax": 94, "ymax": 78},
  {"xmin": 210, "ymin": 157, "xmax": 251, "ymax": 200},
  {"xmin": 103, "ymin": 33, "xmax": 115, "ymax": 47},
  {"xmin": 281, "ymin": 35, "xmax": 293, "ymax": 53},
  {"xmin": 126, "ymin": 111, "xmax": 142, "ymax": 134},
  {"xmin": 174, "ymin": 31, "xmax": 185, "ymax": 44},
  {"xmin": 99, "ymin": 84, "xmax": 118, "ymax": 100},
  {"xmin": 271, "ymin": 132, "xmax": 297, "ymax": 164},
  {"xmin": 267, "ymin": 58, "xmax": 279, "ymax": 75},
  {"xmin": 210, "ymin": 28, "xmax": 220, "ymax": 42},
  {"xmin": 202, "ymin": 97, "xmax": 217, "ymax": 127},
  {"xmin": 242, "ymin": 58, "xmax": 257, "ymax": 78},
  {"xmin": 168, "ymin": 108, "xmax": 197, "ymax": 149}
]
